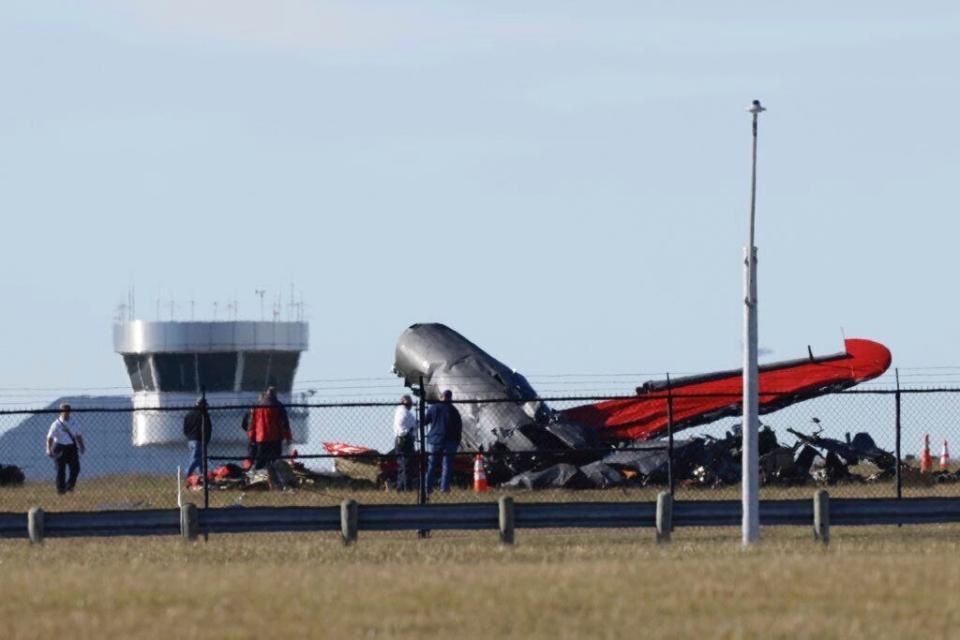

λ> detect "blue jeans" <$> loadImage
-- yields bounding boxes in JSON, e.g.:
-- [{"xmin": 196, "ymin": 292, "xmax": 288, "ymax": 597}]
[
  {"xmin": 425, "ymin": 442, "xmax": 458, "ymax": 493},
  {"xmin": 186, "ymin": 440, "xmax": 203, "ymax": 477}
]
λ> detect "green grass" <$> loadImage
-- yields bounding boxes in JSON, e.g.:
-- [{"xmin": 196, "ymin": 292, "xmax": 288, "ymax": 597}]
[{"xmin": 2, "ymin": 525, "xmax": 960, "ymax": 639}]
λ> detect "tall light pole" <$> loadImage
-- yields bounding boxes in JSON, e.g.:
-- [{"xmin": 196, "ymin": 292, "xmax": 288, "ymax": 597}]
[{"xmin": 742, "ymin": 99, "xmax": 765, "ymax": 546}]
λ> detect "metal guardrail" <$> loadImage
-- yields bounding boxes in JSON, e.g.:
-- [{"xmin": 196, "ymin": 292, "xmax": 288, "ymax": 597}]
[
  {"xmin": 359, "ymin": 503, "xmax": 497, "ymax": 531},
  {"xmin": 4, "ymin": 496, "xmax": 960, "ymax": 542},
  {"xmin": 830, "ymin": 497, "xmax": 960, "ymax": 526},
  {"xmin": 0, "ymin": 512, "xmax": 26, "ymax": 538},
  {"xmin": 44, "ymin": 509, "xmax": 181, "ymax": 538},
  {"xmin": 672, "ymin": 499, "xmax": 815, "ymax": 527},
  {"xmin": 199, "ymin": 506, "xmax": 339, "ymax": 534}
]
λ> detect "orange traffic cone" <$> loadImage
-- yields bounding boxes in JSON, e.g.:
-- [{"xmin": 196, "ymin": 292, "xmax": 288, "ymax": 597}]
[
  {"xmin": 473, "ymin": 453, "xmax": 489, "ymax": 492},
  {"xmin": 920, "ymin": 434, "xmax": 933, "ymax": 474},
  {"xmin": 940, "ymin": 440, "xmax": 950, "ymax": 472}
]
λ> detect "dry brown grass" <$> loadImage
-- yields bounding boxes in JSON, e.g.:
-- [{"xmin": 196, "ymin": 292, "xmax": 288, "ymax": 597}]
[
  {"xmin": 2, "ymin": 525, "xmax": 960, "ymax": 639},
  {"xmin": 3, "ymin": 472, "xmax": 958, "ymax": 513}
]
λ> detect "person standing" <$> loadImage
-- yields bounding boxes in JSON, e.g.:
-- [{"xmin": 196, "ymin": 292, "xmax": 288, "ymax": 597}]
[
  {"xmin": 182, "ymin": 397, "xmax": 212, "ymax": 478},
  {"xmin": 423, "ymin": 390, "xmax": 463, "ymax": 493},
  {"xmin": 45, "ymin": 403, "xmax": 85, "ymax": 494},
  {"xmin": 392, "ymin": 394, "xmax": 418, "ymax": 491},
  {"xmin": 248, "ymin": 386, "xmax": 292, "ymax": 469},
  {"xmin": 240, "ymin": 393, "xmax": 263, "ymax": 470}
]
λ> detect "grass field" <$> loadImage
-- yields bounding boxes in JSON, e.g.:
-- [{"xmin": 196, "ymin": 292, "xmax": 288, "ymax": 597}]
[{"xmin": 2, "ymin": 525, "xmax": 959, "ymax": 639}]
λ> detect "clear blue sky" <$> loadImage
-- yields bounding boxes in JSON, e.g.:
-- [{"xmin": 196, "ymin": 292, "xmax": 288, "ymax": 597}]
[{"xmin": 1, "ymin": 1, "xmax": 958, "ymax": 402}]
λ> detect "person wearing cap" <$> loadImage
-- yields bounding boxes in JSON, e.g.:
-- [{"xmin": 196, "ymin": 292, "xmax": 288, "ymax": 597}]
[
  {"xmin": 182, "ymin": 397, "xmax": 213, "ymax": 478},
  {"xmin": 248, "ymin": 386, "xmax": 292, "ymax": 469},
  {"xmin": 45, "ymin": 403, "xmax": 85, "ymax": 494},
  {"xmin": 423, "ymin": 389, "xmax": 463, "ymax": 492},
  {"xmin": 392, "ymin": 394, "xmax": 418, "ymax": 491}
]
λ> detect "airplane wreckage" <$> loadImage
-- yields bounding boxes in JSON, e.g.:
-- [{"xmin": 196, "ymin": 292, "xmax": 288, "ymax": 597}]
[{"xmin": 325, "ymin": 323, "xmax": 896, "ymax": 490}]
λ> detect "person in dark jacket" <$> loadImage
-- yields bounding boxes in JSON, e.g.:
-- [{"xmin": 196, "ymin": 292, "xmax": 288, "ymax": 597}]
[
  {"xmin": 423, "ymin": 389, "xmax": 463, "ymax": 492},
  {"xmin": 248, "ymin": 387, "xmax": 292, "ymax": 469},
  {"xmin": 183, "ymin": 398, "xmax": 212, "ymax": 478}
]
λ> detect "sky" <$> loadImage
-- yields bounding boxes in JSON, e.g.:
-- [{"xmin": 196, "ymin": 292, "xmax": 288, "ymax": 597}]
[{"xmin": 1, "ymin": 1, "xmax": 959, "ymax": 403}]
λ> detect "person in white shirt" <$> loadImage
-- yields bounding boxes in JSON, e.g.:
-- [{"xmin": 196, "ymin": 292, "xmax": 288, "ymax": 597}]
[
  {"xmin": 45, "ymin": 403, "xmax": 86, "ymax": 494},
  {"xmin": 393, "ymin": 394, "xmax": 418, "ymax": 491}
]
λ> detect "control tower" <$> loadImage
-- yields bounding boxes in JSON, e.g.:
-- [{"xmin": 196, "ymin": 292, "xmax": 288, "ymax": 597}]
[{"xmin": 113, "ymin": 320, "xmax": 309, "ymax": 446}]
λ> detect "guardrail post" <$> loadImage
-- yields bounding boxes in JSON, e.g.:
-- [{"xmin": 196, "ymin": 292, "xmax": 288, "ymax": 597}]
[
  {"xmin": 180, "ymin": 503, "xmax": 199, "ymax": 541},
  {"xmin": 27, "ymin": 507, "xmax": 44, "ymax": 545},
  {"xmin": 813, "ymin": 490, "xmax": 830, "ymax": 545},
  {"xmin": 498, "ymin": 496, "xmax": 515, "ymax": 545},
  {"xmin": 341, "ymin": 499, "xmax": 359, "ymax": 545},
  {"xmin": 656, "ymin": 491, "xmax": 672, "ymax": 544}
]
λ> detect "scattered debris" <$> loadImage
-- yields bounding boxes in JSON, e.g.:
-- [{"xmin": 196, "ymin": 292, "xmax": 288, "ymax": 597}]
[
  {"xmin": 0, "ymin": 463, "xmax": 25, "ymax": 486},
  {"xmin": 327, "ymin": 418, "xmax": 912, "ymax": 490},
  {"xmin": 186, "ymin": 459, "xmax": 378, "ymax": 493}
]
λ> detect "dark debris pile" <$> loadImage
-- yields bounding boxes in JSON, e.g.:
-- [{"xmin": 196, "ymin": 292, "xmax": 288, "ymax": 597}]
[{"xmin": 371, "ymin": 422, "xmax": 912, "ymax": 491}]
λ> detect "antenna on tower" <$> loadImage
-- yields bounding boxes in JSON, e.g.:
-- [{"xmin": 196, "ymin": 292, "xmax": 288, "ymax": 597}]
[
  {"xmin": 127, "ymin": 286, "xmax": 136, "ymax": 321},
  {"xmin": 255, "ymin": 289, "xmax": 266, "ymax": 321},
  {"xmin": 297, "ymin": 292, "xmax": 306, "ymax": 322}
]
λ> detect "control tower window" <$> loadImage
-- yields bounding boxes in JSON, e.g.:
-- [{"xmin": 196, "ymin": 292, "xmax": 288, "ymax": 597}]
[
  {"xmin": 154, "ymin": 354, "xmax": 197, "ymax": 392},
  {"xmin": 267, "ymin": 352, "xmax": 299, "ymax": 392},
  {"xmin": 197, "ymin": 353, "xmax": 237, "ymax": 392},
  {"xmin": 241, "ymin": 352, "xmax": 299, "ymax": 393},
  {"xmin": 123, "ymin": 354, "xmax": 156, "ymax": 392},
  {"xmin": 241, "ymin": 353, "xmax": 270, "ymax": 391}
]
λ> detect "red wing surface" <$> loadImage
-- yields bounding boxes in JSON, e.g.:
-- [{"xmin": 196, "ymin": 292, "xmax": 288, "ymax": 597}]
[{"xmin": 562, "ymin": 339, "xmax": 891, "ymax": 441}]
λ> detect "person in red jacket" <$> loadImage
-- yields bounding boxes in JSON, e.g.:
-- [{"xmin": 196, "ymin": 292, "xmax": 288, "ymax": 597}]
[{"xmin": 248, "ymin": 387, "xmax": 292, "ymax": 469}]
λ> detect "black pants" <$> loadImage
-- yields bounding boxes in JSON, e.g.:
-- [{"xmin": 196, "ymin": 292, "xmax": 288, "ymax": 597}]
[
  {"xmin": 53, "ymin": 444, "xmax": 80, "ymax": 494},
  {"xmin": 394, "ymin": 434, "xmax": 415, "ymax": 491},
  {"xmin": 254, "ymin": 441, "xmax": 282, "ymax": 469}
]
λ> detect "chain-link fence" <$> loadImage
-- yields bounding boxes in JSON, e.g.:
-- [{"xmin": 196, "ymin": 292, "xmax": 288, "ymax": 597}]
[{"xmin": 1, "ymin": 388, "xmax": 959, "ymax": 516}]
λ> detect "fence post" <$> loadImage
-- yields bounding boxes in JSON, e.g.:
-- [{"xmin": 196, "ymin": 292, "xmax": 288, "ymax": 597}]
[
  {"xmin": 895, "ymin": 369, "xmax": 902, "ymax": 502},
  {"xmin": 666, "ymin": 373, "xmax": 674, "ymax": 497},
  {"xmin": 417, "ymin": 376, "xmax": 427, "ymax": 506},
  {"xmin": 27, "ymin": 507, "xmax": 44, "ymax": 545},
  {"xmin": 417, "ymin": 376, "xmax": 429, "ymax": 539},
  {"xmin": 498, "ymin": 496, "xmax": 515, "ymax": 545},
  {"xmin": 813, "ymin": 489, "xmax": 830, "ymax": 545},
  {"xmin": 201, "ymin": 385, "xmax": 209, "ymax": 512},
  {"xmin": 341, "ymin": 498, "xmax": 359, "ymax": 545},
  {"xmin": 656, "ymin": 491, "xmax": 672, "ymax": 544},
  {"xmin": 180, "ymin": 503, "xmax": 198, "ymax": 541}
]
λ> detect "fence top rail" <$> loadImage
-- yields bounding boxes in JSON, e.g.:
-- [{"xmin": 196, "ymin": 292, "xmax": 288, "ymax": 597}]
[
  {"xmin": 2, "ymin": 386, "xmax": 958, "ymax": 415},
  {"xmin": 208, "ymin": 444, "xmax": 669, "ymax": 462}
]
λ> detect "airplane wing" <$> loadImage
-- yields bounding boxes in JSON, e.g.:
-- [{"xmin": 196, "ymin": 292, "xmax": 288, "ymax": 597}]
[{"xmin": 561, "ymin": 339, "xmax": 892, "ymax": 442}]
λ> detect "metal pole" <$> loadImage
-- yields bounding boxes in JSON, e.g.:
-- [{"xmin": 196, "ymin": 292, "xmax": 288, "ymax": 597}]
[
  {"xmin": 201, "ymin": 385, "xmax": 209, "ymax": 511},
  {"xmin": 417, "ymin": 376, "xmax": 427, "ymax": 506},
  {"xmin": 417, "ymin": 376, "xmax": 429, "ymax": 539},
  {"xmin": 742, "ymin": 99, "xmax": 765, "ymax": 546},
  {"xmin": 895, "ymin": 368, "xmax": 902, "ymax": 500},
  {"xmin": 666, "ymin": 373, "xmax": 674, "ymax": 496}
]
